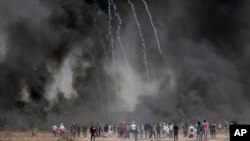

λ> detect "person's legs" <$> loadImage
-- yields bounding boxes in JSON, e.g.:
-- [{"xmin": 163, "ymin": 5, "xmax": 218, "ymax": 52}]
[{"xmin": 154, "ymin": 132, "xmax": 156, "ymax": 138}]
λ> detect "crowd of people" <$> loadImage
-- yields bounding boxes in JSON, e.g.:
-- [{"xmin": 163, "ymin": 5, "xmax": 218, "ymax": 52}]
[{"xmin": 51, "ymin": 120, "xmax": 236, "ymax": 141}]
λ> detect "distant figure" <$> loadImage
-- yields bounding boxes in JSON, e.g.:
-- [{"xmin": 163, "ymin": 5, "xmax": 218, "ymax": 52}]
[
  {"xmin": 163, "ymin": 123, "xmax": 167, "ymax": 137},
  {"xmin": 113, "ymin": 124, "xmax": 117, "ymax": 135},
  {"xmin": 52, "ymin": 125, "xmax": 57, "ymax": 136},
  {"xmin": 118, "ymin": 123, "xmax": 122, "ymax": 137},
  {"xmin": 183, "ymin": 122, "xmax": 188, "ymax": 137},
  {"xmin": 139, "ymin": 124, "xmax": 144, "ymax": 138},
  {"xmin": 202, "ymin": 120, "xmax": 209, "ymax": 140},
  {"xmin": 134, "ymin": 126, "xmax": 139, "ymax": 141},
  {"xmin": 225, "ymin": 122, "xmax": 229, "ymax": 136},
  {"xmin": 90, "ymin": 123, "xmax": 96, "ymax": 141},
  {"xmin": 144, "ymin": 123, "xmax": 150, "ymax": 138},
  {"xmin": 58, "ymin": 123, "xmax": 65, "ymax": 136},
  {"xmin": 169, "ymin": 123, "xmax": 173, "ymax": 138},
  {"xmin": 70, "ymin": 123, "xmax": 77, "ymax": 137},
  {"xmin": 108, "ymin": 125, "xmax": 113, "ymax": 137},
  {"xmin": 32, "ymin": 128, "xmax": 38, "ymax": 136},
  {"xmin": 211, "ymin": 122, "xmax": 216, "ymax": 139},
  {"xmin": 157, "ymin": 123, "xmax": 161, "ymax": 138},
  {"xmin": 166, "ymin": 124, "xmax": 170, "ymax": 138},
  {"xmin": 218, "ymin": 123, "xmax": 222, "ymax": 132},
  {"xmin": 125, "ymin": 123, "xmax": 130, "ymax": 138},
  {"xmin": 82, "ymin": 125, "xmax": 88, "ymax": 137},
  {"xmin": 131, "ymin": 122, "xmax": 136, "ymax": 137},
  {"xmin": 188, "ymin": 124, "xmax": 194, "ymax": 138},
  {"xmin": 173, "ymin": 123, "xmax": 179, "ymax": 141},
  {"xmin": 196, "ymin": 121, "xmax": 202, "ymax": 141},
  {"xmin": 104, "ymin": 123, "xmax": 109, "ymax": 137},
  {"xmin": 149, "ymin": 123, "xmax": 156, "ymax": 139},
  {"xmin": 96, "ymin": 123, "xmax": 102, "ymax": 137}
]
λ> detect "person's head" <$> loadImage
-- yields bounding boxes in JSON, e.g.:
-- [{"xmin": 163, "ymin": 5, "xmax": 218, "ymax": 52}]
[
  {"xmin": 175, "ymin": 122, "xmax": 177, "ymax": 125},
  {"xmin": 204, "ymin": 120, "xmax": 207, "ymax": 123}
]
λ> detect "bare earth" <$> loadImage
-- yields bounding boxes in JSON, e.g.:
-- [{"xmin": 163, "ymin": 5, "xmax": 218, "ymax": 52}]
[{"xmin": 0, "ymin": 132, "xmax": 229, "ymax": 141}]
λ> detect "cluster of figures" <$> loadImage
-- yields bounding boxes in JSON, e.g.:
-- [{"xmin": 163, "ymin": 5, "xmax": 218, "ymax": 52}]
[
  {"xmin": 51, "ymin": 120, "xmax": 236, "ymax": 141},
  {"xmin": 51, "ymin": 123, "xmax": 86, "ymax": 137}
]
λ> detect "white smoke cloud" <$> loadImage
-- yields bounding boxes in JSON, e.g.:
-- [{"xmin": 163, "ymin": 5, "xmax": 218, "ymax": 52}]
[
  {"xmin": 19, "ymin": 80, "xmax": 30, "ymax": 102},
  {"xmin": 0, "ymin": 33, "xmax": 6, "ymax": 62},
  {"xmin": 45, "ymin": 47, "xmax": 89, "ymax": 106}
]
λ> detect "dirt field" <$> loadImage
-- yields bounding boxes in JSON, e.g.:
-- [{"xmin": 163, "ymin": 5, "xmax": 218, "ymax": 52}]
[{"xmin": 0, "ymin": 132, "xmax": 229, "ymax": 141}]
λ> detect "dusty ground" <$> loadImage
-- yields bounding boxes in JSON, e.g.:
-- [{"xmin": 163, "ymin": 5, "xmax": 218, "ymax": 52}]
[{"xmin": 0, "ymin": 132, "xmax": 229, "ymax": 141}]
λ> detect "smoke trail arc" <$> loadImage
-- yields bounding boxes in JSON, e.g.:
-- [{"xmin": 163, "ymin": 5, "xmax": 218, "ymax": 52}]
[
  {"xmin": 127, "ymin": 0, "xmax": 150, "ymax": 81},
  {"xmin": 107, "ymin": 0, "xmax": 115, "ymax": 64},
  {"xmin": 113, "ymin": 2, "xmax": 129, "ymax": 67},
  {"xmin": 141, "ymin": 0, "xmax": 162, "ymax": 54}
]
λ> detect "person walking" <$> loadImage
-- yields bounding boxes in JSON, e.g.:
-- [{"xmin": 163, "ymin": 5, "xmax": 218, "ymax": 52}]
[
  {"xmin": 90, "ymin": 123, "xmax": 96, "ymax": 141},
  {"xmin": 173, "ymin": 123, "xmax": 179, "ymax": 141}
]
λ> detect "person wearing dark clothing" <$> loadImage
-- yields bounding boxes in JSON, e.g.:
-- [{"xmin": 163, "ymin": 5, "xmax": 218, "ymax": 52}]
[
  {"xmin": 157, "ymin": 123, "xmax": 161, "ymax": 138},
  {"xmin": 77, "ymin": 124, "xmax": 81, "ymax": 137},
  {"xmin": 211, "ymin": 122, "xmax": 216, "ymax": 139},
  {"xmin": 70, "ymin": 123, "xmax": 77, "ymax": 137},
  {"xmin": 104, "ymin": 123, "xmax": 109, "ymax": 136},
  {"xmin": 173, "ymin": 123, "xmax": 179, "ymax": 141},
  {"xmin": 134, "ymin": 126, "xmax": 139, "ymax": 141},
  {"xmin": 90, "ymin": 124, "xmax": 96, "ymax": 141},
  {"xmin": 183, "ymin": 122, "xmax": 188, "ymax": 137},
  {"xmin": 82, "ymin": 125, "xmax": 88, "ymax": 137},
  {"xmin": 139, "ymin": 124, "xmax": 143, "ymax": 138},
  {"xmin": 196, "ymin": 121, "xmax": 202, "ymax": 141},
  {"xmin": 144, "ymin": 123, "xmax": 149, "ymax": 138},
  {"xmin": 150, "ymin": 123, "xmax": 156, "ymax": 139}
]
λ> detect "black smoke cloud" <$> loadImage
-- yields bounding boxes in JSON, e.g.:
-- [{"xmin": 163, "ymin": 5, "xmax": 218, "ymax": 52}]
[
  {"xmin": 0, "ymin": 0, "xmax": 113, "ymax": 130},
  {"xmin": 131, "ymin": 0, "xmax": 250, "ymax": 123},
  {"xmin": 1, "ymin": 0, "xmax": 250, "ymax": 130}
]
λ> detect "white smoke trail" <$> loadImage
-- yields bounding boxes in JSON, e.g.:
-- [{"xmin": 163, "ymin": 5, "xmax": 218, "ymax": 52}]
[
  {"xmin": 107, "ymin": 0, "xmax": 115, "ymax": 64},
  {"xmin": 94, "ymin": 11, "xmax": 111, "ymax": 118},
  {"xmin": 141, "ymin": 0, "xmax": 162, "ymax": 54},
  {"xmin": 113, "ymin": 2, "xmax": 129, "ymax": 67},
  {"xmin": 94, "ymin": 12, "xmax": 108, "ymax": 57},
  {"xmin": 127, "ymin": 0, "xmax": 150, "ymax": 81},
  {"xmin": 90, "ymin": 53, "xmax": 107, "ymax": 115}
]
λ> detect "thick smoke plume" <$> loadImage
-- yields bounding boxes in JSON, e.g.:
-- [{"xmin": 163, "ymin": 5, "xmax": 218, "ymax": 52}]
[{"xmin": 0, "ymin": 0, "xmax": 250, "ymax": 130}]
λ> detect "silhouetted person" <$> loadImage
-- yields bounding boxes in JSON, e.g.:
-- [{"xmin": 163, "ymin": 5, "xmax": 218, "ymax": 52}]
[
  {"xmin": 90, "ymin": 123, "xmax": 96, "ymax": 141},
  {"xmin": 135, "ymin": 126, "xmax": 139, "ymax": 141},
  {"xmin": 173, "ymin": 123, "xmax": 179, "ymax": 141},
  {"xmin": 96, "ymin": 123, "xmax": 102, "ymax": 137},
  {"xmin": 183, "ymin": 122, "xmax": 188, "ymax": 137},
  {"xmin": 157, "ymin": 123, "xmax": 161, "ymax": 138},
  {"xmin": 82, "ymin": 125, "xmax": 88, "ymax": 137},
  {"xmin": 150, "ymin": 123, "xmax": 156, "ymax": 139},
  {"xmin": 211, "ymin": 122, "xmax": 216, "ymax": 139}
]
